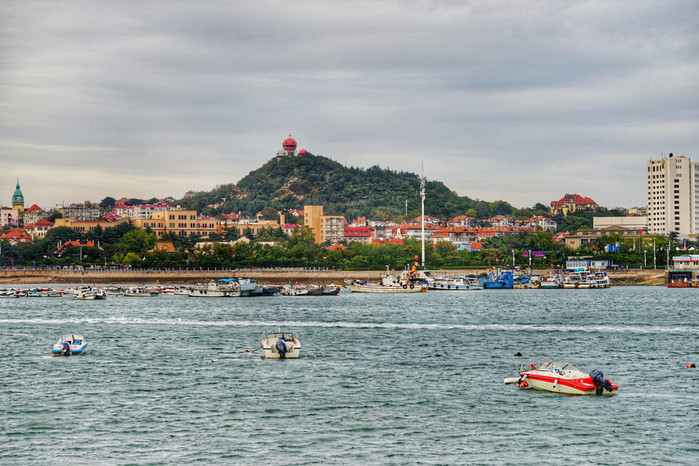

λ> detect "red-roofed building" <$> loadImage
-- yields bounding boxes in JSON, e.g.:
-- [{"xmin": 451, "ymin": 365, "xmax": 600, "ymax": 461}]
[
  {"xmin": 412, "ymin": 215, "xmax": 441, "ymax": 226},
  {"xmin": 324, "ymin": 243, "xmax": 347, "ymax": 251},
  {"xmin": 522, "ymin": 215, "xmax": 557, "ymax": 232},
  {"xmin": 371, "ymin": 238, "xmax": 404, "ymax": 246},
  {"xmin": 1, "ymin": 229, "xmax": 32, "ymax": 244},
  {"xmin": 469, "ymin": 242, "xmax": 483, "ymax": 251},
  {"xmin": 24, "ymin": 219, "xmax": 54, "ymax": 239},
  {"xmin": 432, "ymin": 227, "xmax": 479, "ymax": 244},
  {"xmin": 23, "ymin": 204, "xmax": 47, "ymax": 224},
  {"xmin": 446, "ymin": 216, "xmax": 475, "ymax": 228},
  {"xmin": 550, "ymin": 194, "xmax": 598, "ymax": 217},
  {"xmin": 344, "ymin": 226, "xmax": 373, "ymax": 244}
]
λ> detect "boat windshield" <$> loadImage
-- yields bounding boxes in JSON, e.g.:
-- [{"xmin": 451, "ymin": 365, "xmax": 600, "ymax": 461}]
[{"xmin": 538, "ymin": 361, "xmax": 578, "ymax": 372}]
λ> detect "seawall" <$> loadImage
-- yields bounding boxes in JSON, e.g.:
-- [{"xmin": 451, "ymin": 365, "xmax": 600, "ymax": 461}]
[{"xmin": 0, "ymin": 268, "xmax": 668, "ymax": 286}]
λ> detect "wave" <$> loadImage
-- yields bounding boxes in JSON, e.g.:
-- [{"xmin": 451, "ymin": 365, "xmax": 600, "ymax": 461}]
[{"xmin": 1, "ymin": 317, "xmax": 696, "ymax": 335}]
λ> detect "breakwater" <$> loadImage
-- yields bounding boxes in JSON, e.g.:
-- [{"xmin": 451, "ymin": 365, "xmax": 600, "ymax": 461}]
[{"xmin": 0, "ymin": 267, "xmax": 668, "ymax": 286}]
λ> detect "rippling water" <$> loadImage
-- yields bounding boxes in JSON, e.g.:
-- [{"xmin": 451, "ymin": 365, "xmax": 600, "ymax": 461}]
[{"xmin": 2, "ymin": 286, "xmax": 698, "ymax": 464}]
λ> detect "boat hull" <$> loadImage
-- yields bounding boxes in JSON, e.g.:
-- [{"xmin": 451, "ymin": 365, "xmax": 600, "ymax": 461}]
[
  {"xmin": 261, "ymin": 339, "xmax": 301, "ymax": 359},
  {"xmin": 348, "ymin": 283, "xmax": 427, "ymax": 293},
  {"xmin": 52, "ymin": 343, "xmax": 88, "ymax": 356},
  {"xmin": 519, "ymin": 371, "xmax": 618, "ymax": 395}
]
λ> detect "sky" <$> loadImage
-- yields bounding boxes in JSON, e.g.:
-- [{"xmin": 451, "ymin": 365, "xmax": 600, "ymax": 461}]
[{"xmin": 1, "ymin": 0, "xmax": 697, "ymax": 211}]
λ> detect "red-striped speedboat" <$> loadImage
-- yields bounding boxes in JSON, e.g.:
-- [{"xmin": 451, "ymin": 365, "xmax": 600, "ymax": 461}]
[{"xmin": 509, "ymin": 361, "xmax": 618, "ymax": 396}]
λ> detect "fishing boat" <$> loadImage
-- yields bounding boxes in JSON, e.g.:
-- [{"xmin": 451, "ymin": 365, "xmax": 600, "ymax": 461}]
[
  {"xmin": 260, "ymin": 330, "xmax": 301, "ymax": 359},
  {"xmin": 122, "ymin": 286, "xmax": 159, "ymax": 297},
  {"xmin": 347, "ymin": 266, "xmax": 428, "ymax": 293},
  {"xmin": 187, "ymin": 280, "xmax": 241, "ymax": 297},
  {"xmin": 280, "ymin": 283, "xmax": 310, "ymax": 296},
  {"xmin": 539, "ymin": 274, "xmax": 562, "ymax": 289},
  {"xmin": 74, "ymin": 285, "xmax": 107, "ymax": 300},
  {"xmin": 428, "ymin": 274, "xmax": 483, "ymax": 290},
  {"xmin": 52, "ymin": 334, "xmax": 88, "ymax": 356},
  {"xmin": 505, "ymin": 360, "xmax": 618, "ymax": 396}
]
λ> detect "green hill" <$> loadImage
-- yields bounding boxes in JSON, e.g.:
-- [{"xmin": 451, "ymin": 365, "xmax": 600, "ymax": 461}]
[{"xmin": 174, "ymin": 153, "xmax": 519, "ymax": 221}]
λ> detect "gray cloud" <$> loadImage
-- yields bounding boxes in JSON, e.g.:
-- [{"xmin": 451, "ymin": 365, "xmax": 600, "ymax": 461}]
[{"xmin": 1, "ymin": 0, "xmax": 697, "ymax": 210}]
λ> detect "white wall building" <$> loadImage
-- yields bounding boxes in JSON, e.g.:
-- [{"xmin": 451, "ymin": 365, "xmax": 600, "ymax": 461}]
[
  {"xmin": 647, "ymin": 153, "xmax": 699, "ymax": 236},
  {"xmin": 593, "ymin": 216, "xmax": 648, "ymax": 231}
]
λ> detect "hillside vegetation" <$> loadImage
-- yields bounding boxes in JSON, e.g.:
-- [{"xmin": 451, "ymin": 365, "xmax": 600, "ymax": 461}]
[{"xmin": 174, "ymin": 153, "xmax": 528, "ymax": 221}]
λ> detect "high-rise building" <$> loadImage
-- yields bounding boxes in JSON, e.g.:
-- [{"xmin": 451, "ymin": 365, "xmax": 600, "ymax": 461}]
[{"xmin": 646, "ymin": 153, "xmax": 699, "ymax": 235}]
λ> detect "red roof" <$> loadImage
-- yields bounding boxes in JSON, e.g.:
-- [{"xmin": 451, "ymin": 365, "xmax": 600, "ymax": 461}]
[
  {"xmin": 551, "ymin": 193, "xmax": 597, "ymax": 207},
  {"xmin": 324, "ymin": 244, "xmax": 347, "ymax": 251},
  {"xmin": 25, "ymin": 204, "xmax": 44, "ymax": 213},
  {"xmin": 2, "ymin": 230, "xmax": 32, "ymax": 242},
  {"xmin": 64, "ymin": 240, "xmax": 95, "ymax": 248},
  {"xmin": 469, "ymin": 242, "xmax": 483, "ymax": 250}
]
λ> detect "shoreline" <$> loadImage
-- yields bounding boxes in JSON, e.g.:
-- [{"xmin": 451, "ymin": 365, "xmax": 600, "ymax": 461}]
[{"xmin": 0, "ymin": 268, "xmax": 668, "ymax": 286}]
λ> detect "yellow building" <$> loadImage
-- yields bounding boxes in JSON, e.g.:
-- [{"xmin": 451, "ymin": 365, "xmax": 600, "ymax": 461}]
[
  {"xmin": 134, "ymin": 210, "xmax": 220, "ymax": 238},
  {"xmin": 304, "ymin": 205, "xmax": 346, "ymax": 244},
  {"xmin": 54, "ymin": 218, "xmax": 125, "ymax": 233},
  {"xmin": 226, "ymin": 220, "xmax": 282, "ymax": 237}
]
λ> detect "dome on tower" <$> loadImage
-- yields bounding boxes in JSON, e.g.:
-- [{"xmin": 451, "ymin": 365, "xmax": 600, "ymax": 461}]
[{"xmin": 282, "ymin": 133, "xmax": 297, "ymax": 154}]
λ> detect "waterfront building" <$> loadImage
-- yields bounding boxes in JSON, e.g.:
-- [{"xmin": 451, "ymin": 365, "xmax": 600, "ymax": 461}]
[
  {"xmin": 564, "ymin": 226, "xmax": 647, "ymax": 250},
  {"xmin": 303, "ymin": 205, "xmax": 347, "ymax": 244},
  {"xmin": 646, "ymin": 153, "xmax": 699, "ymax": 236},
  {"xmin": 134, "ymin": 210, "xmax": 221, "ymax": 239},
  {"xmin": 549, "ymin": 194, "xmax": 598, "ymax": 217}
]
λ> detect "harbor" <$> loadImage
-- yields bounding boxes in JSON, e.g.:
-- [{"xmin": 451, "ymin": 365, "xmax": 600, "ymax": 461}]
[{"xmin": 2, "ymin": 286, "xmax": 697, "ymax": 463}]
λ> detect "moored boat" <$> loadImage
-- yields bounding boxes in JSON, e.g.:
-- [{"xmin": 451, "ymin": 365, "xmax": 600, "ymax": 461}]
[
  {"xmin": 347, "ymin": 266, "xmax": 428, "ymax": 293},
  {"xmin": 74, "ymin": 285, "xmax": 107, "ymax": 300},
  {"xmin": 52, "ymin": 334, "xmax": 88, "ymax": 356},
  {"xmin": 187, "ymin": 280, "xmax": 241, "ymax": 297},
  {"xmin": 260, "ymin": 330, "xmax": 301, "ymax": 359},
  {"xmin": 507, "ymin": 360, "xmax": 618, "ymax": 396}
]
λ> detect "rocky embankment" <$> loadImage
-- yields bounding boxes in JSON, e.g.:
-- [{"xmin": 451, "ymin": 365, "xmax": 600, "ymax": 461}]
[{"xmin": 0, "ymin": 268, "xmax": 668, "ymax": 286}]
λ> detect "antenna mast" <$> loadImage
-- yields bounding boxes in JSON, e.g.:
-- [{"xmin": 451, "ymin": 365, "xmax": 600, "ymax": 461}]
[{"xmin": 420, "ymin": 162, "xmax": 426, "ymax": 267}]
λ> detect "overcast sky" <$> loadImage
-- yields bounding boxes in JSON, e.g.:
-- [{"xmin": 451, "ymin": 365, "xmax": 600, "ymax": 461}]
[{"xmin": 1, "ymin": 1, "xmax": 697, "ymax": 211}]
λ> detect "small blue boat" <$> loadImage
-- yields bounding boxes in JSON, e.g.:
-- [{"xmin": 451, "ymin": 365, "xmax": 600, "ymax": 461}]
[{"xmin": 52, "ymin": 334, "xmax": 88, "ymax": 356}]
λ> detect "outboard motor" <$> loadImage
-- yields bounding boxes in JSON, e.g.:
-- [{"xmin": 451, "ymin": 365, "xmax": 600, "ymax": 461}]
[
  {"xmin": 589, "ymin": 369, "xmax": 613, "ymax": 395},
  {"xmin": 275, "ymin": 338, "xmax": 287, "ymax": 359},
  {"xmin": 61, "ymin": 341, "xmax": 71, "ymax": 356}
]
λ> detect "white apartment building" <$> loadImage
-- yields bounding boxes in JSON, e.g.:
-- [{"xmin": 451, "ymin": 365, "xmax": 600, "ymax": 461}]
[{"xmin": 647, "ymin": 153, "xmax": 699, "ymax": 235}]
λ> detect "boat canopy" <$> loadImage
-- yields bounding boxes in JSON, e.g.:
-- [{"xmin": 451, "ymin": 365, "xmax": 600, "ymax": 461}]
[{"xmin": 59, "ymin": 334, "xmax": 84, "ymax": 342}]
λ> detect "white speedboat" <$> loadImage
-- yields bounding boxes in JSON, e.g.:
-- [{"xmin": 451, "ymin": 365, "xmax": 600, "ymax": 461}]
[
  {"xmin": 261, "ymin": 330, "xmax": 301, "ymax": 359},
  {"xmin": 52, "ymin": 334, "xmax": 88, "ymax": 356},
  {"xmin": 506, "ymin": 361, "xmax": 618, "ymax": 396}
]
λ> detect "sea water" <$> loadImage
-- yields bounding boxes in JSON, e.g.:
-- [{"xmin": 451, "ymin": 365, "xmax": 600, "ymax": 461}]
[{"xmin": 1, "ymin": 286, "xmax": 698, "ymax": 464}]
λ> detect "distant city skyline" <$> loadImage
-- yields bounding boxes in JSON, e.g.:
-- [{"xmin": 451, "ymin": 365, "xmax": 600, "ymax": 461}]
[{"xmin": 1, "ymin": 1, "xmax": 697, "ymax": 209}]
